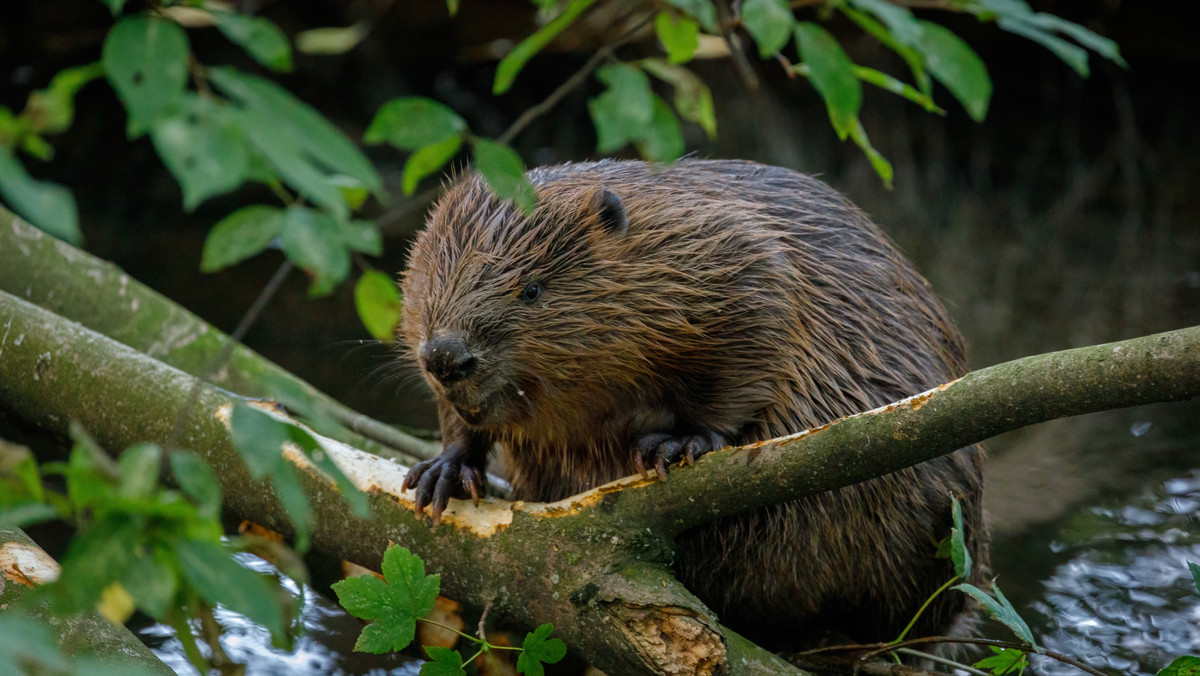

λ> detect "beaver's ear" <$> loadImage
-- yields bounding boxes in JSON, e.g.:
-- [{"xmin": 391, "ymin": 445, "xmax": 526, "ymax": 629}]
[{"xmin": 589, "ymin": 188, "xmax": 628, "ymax": 236}]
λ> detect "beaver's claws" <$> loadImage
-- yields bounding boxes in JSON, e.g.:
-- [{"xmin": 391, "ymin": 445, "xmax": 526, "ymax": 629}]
[
  {"xmin": 401, "ymin": 444, "xmax": 487, "ymax": 526},
  {"xmin": 633, "ymin": 431, "xmax": 727, "ymax": 481}
]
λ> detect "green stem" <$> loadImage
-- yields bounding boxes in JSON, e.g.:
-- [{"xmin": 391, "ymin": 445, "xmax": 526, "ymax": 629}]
[
  {"xmin": 892, "ymin": 575, "xmax": 959, "ymax": 644},
  {"xmin": 462, "ymin": 646, "xmax": 485, "ymax": 665},
  {"xmin": 167, "ymin": 607, "xmax": 208, "ymax": 674},
  {"xmin": 417, "ymin": 617, "xmax": 481, "ymax": 643}
]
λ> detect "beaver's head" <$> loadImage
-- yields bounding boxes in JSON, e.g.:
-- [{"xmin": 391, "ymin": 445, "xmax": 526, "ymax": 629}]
[{"xmin": 400, "ymin": 174, "xmax": 647, "ymax": 437}]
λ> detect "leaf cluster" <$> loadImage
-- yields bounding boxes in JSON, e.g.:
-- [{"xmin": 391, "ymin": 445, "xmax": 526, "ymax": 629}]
[
  {"xmin": 333, "ymin": 545, "xmax": 566, "ymax": 676},
  {"xmin": 0, "ymin": 425, "xmax": 298, "ymax": 674}
]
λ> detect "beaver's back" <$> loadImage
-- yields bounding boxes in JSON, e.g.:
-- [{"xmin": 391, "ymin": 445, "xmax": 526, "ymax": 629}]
[{"xmin": 522, "ymin": 160, "xmax": 985, "ymax": 647}]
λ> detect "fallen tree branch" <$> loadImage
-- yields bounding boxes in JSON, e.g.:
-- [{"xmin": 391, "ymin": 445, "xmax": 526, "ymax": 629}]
[
  {"xmin": 0, "ymin": 290, "xmax": 801, "ymax": 676},
  {"xmin": 598, "ymin": 324, "xmax": 1200, "ymax": 536},
  {"xmin": 0, "ymin": 524, "xmax": 174, "ymax": 675},
  {"xmin": 3, "ymin": 287, "xmax": 1197, "ymax": 674},
  {"xmin": 0, "ymin": 207, "xmax": 437, "ymax": 463}
]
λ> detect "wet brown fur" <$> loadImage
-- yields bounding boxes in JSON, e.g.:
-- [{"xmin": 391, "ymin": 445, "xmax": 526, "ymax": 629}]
[{"xmin": 400, "ymin": 159, "xmax": 986, "ymax": 650}]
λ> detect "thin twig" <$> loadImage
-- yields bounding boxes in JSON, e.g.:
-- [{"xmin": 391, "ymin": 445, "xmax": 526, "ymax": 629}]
[
  {"xmin": 801, "ymin": 636, "xmax": 1107, "ymax": 676},
  {"xmin": 477, "ymin": 600, "xmax": 492, "ymax": 642},
  {"xmin": 894, "ymin": 648, "xmax": 989, "ymax": 676},
  {"xmin": 165, "ymin": 261, "xmax": 294, "ymax": 452},
  {"xmin": 496, "ymin": 11, "xmax": 654, "ymax": 146}
]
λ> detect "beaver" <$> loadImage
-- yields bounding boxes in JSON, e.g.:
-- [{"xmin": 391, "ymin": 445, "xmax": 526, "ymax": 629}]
[{"xmin": 398, "ymin": 159, "xmax": 986, "ymax": 651}]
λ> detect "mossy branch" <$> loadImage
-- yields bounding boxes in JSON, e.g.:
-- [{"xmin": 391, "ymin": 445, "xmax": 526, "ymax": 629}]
[
  {"xmin": 0, "ymin": 289, "xmax": 802, "ymax": 676},
  {"xmin": 0, "ymin": 207, "xmax": 437, "ymax": 463},
  {"xmin": 0, "ymin": 525, "xmax": 175, "ymax": 675},
  {"xmin": 603, "ymin": 325, "xmax": 1200, "ymax": 536}
]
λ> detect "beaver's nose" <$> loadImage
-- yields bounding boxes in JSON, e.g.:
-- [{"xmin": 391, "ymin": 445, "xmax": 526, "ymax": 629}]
[{"xmin": 421, "ymin": 335, "xmax": 477, "ymax": 385}]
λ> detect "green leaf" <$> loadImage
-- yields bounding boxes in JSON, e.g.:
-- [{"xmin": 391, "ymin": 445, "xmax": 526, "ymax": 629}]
[
  {"xmin": 356, "ymin": 270, "xmax": 403, "ymax": 343},
  {"xmin": 340, "ymin": 219, "xmax": 383, "ymax": 256},
  {"xmin": 848, "ymin": 118, "xmax": 892, "ymax": 188},
  {"xmin": 98, "ymin": 0, "xmax": 131, "ymax": 14},
  {"xmin": 1189, "ymin": 560, "xmax": 1200, "ymax": 596},
  {"xmin": 116, "ymin": 443, "xmax": 162, "ymax": 500},
  {"xmin": 0, "ymin": 437, "xmax": 44, "ymax": 503},
  {"xmin": 170, "ymin": 450, "xmax": 222, "ymax": 521},
  {"xmin": 517, "ymin": 623, "xmax": 567, "ymax": 676},
  {"xmin": 1024, "ymin": 13, "xmax": 1126, "ymax": 68},
  {"xmin": 421, "ymin": 647, "xmax": 467, "ymax": 676},
  {"xmin": 228, "ymin": 403, "xmax": 315, "ymax": 548},
  {"xmin": 664, "ymin": 0, "xmax": 718, "ymax": 32},
  {"xmin": 102, "ymin": 16, "xmax": 189, "ymax": 136},
  {"xmin": 588, "ymin": 63, "xmax": 654, "ymax": 153},
  {"xmin": 742, "ymin": 0, "xmax": 794, "ymax": 57},
  {"xmin": 283, "ymin": 423, "xmax": 369, "ymax": 520},
  {"xmin": 269, "ymin": 459, "xmax": 314, "ymax": 553},
  {"xmin": 656, "ymin": 12, "xmax": 700, "ymax": 64},
  {"xmin": 328, "ymin": 174, "xmax": 370, "ymax": 210},
  {"xmin": 1158, "ymin": 656, "xmax": 1200, "ymax": 676},
  {"xmin": 840, "ymin": 7, "xmax": 931, "ymax": 95},
  {"xmin": 214, "ymin": 11, "xmax": 293, "ymax": 72},
  {"xmin": 23, "ymin": 62, "xmax": 105, "ymax": 135},
  {"xmin": 996, "ymin": 17, "xmax": 1089, "ymax": 78},
  {"xmin": 950, "ymin": 494, "xmax": 972, "ymax": 579},
  {"xmin": 494, "ymin": 0, "xmax": 599, "ymax": 94},
  {"xmin": 401, "ymin": 134, "xmax": 464, "ymax": 195},
  {"xmin": 794, "ymin": 22, "xmax": 862, "ymax": 140},
  {"xmin": 640, "ymin": 59, "xmax": 717, "ymax": 140},
  {"xmin": 446, "ymin": 0, "xmax": 460, "ymax": 17},
  {"xmin": 50, "ymin": 515, "xmax": 139, "ymax": 613},
  {"xmin": 209, "ymin": 67, "xmax": 382, "ymax": 195},
  {"xmin": 121, "ymin": 546, "xmax": 178, "ymax": 619},
  {"xmin": 954, "ymin": 581, "xmax": 1039, "ymax": 650},
  {"xmin": 176, "ymin": 538, "xmax": 286, "ymax": 642},
  {"xmin": 19, "ymin": 134, "xmax": 53, "ymax": 161},
  {"xmin": 847, "ymin": 0, "xmax": 923, "ymax": 47},
  {"xmin": 201, "ymin": 205, "xmax": 285, "ymax": 273},
  {"xmin": 151, "ymin": 95, "xmax": 251, "ymax": 210},
  {"xmin": 230, "ymin": 403, "xmax": 290, "ymax": 479},
  {"xmin": 280, "ymin": 206, "xmax": 352, "ymax": 296},
  {"xmin": 852, "ymin": 65, "xmax": 945, "ymax": 114},
  {"xmin": 634, "ymin": 95, "xmax": 684, "ymax": 163},
  {"xmin": 973, "ymin": 646, "xmax": 1029, "ymax": 675},
  {"xmin": 332, "ymin": 545, "xmax": 441, "ymax": 653},
  {"xmin": 472, "ymin": 138, "xmax": 536, "ymax": 213},
  {"xmin": 226, "ymin": 105, "xmax": 347, "ymax": 218},
  {"xmin": 916, "ymin": 21, "xmax": 992, "ymax": 122},
  {"xmin": 0, "ymin": 146, "xmax": 81, "ymax": 245},
  {"xmin": 0, "ymin": 503, "xmax": 59, "ymax": 529},
  {"xmin": 295, "ymin": 24, "xmax": 369, "ymax": 55},
  {"xmin": 0, "ymin": 613, "xmax": 70, "ymax": 674},
  {"xmin": 365, "ymin": 97, "xmax": 467, "ymax": 151}
]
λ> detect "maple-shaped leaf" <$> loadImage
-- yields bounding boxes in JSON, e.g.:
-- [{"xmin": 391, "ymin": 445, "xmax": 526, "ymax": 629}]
[
  {"xmin": 517, "ymin": 623, "xmax": 567, "ymax": 676},
  {"xmin": 332, "ymin": 545, "xmax": 441, "ymax": 653},
  {"xmin": 420, "ymin": 646, "xmax": 466, "ymax": 676}
]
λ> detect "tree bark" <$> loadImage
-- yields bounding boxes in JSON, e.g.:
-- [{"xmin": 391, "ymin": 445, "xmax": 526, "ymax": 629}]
[
  {"xmin": 2, "ymin": 261, "xmax": 1198, "ymax": 673},
  {"xmin": 0, "ymin": 524, "xmax": 175, "ymax": 676}
]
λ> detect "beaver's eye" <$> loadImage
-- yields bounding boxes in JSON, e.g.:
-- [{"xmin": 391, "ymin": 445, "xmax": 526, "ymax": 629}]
[{"xmin": 520, "ymin": 281, "xmax": 543, "ymax": 305}]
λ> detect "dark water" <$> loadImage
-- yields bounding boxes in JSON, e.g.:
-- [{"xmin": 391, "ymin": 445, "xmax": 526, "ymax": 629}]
[
  {"xmin": 137, "ymin": 553, "xmax": 422, "ymax": 676},
  {"xmin": 1026, "ymin": 472, "xmax": 1200, "ymax": 675}
]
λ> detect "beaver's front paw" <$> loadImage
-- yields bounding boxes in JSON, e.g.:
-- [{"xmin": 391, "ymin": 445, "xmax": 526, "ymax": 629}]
[
  {"xmin": 401, "ymin": 443, "xmax": 487, "ymax": 525},
  {"xmin": 632, "ymin": 431, "xmax": 728, "ymax": 481}
]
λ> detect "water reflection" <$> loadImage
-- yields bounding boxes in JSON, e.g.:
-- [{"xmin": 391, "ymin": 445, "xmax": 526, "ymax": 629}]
[
  {"xmin": 137, "ymin": 552, "xmax": 422, "ymax": 676},
  {"xmin": 1026, "ymin": 472, "xmax": 1200, "ymax": 675}
]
